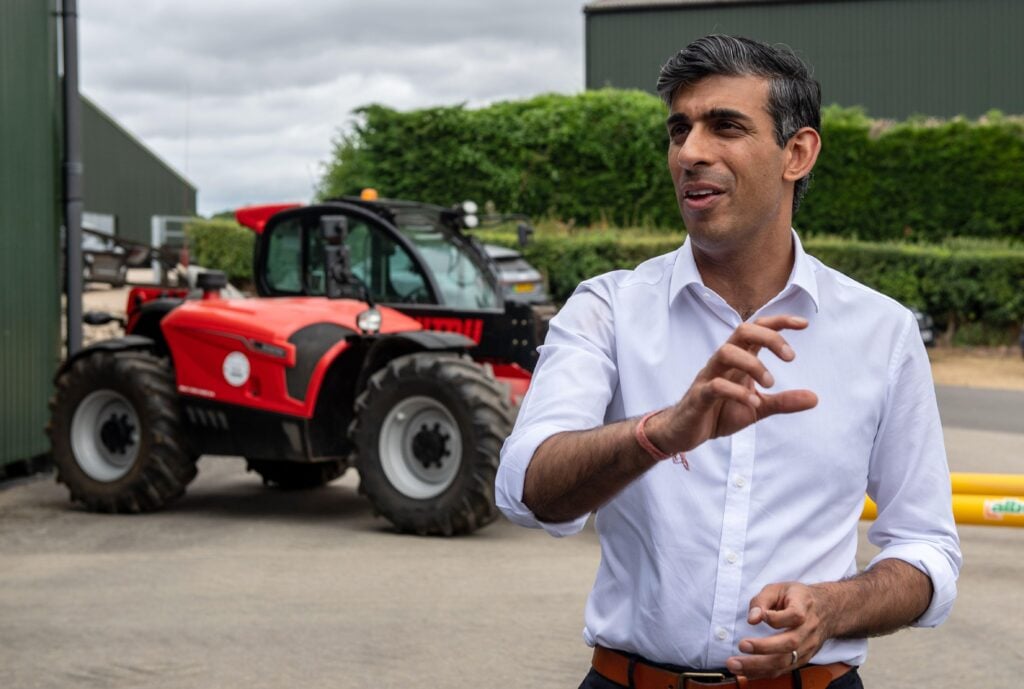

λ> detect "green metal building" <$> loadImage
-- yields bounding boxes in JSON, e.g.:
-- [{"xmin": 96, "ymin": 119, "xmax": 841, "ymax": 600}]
[
  {"xmin": 1, "ymin": 0, "xmax": 196, "ymax": 475},
  {"xmin": 82, "ymin": 96, "xmax": 196, "ymax": 245},
  {"xmin": 1, "ymin": 0, "xmax": 62, "ymax": 476},
  {"xmin": 585, "ymin": 0, "xmax": 1024, "ymax": 119}
]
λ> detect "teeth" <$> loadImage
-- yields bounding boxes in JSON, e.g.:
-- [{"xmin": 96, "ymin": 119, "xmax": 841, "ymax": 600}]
[{"xmin": 687, "ymin": 189, "xmax": 716, "ymax": 198}]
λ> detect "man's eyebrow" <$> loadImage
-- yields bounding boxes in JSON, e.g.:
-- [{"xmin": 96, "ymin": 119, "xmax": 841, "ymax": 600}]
[
  {"xmin": 666, "ymin": 112, "xmax": 690, "ymax": 127},
  {"xmin": 705, "ymin": 107, "xmax": 753, "ymax": 122},
  {"xmin": 666, "ymin": 107, "xmax": 753, "ymax": 127}
]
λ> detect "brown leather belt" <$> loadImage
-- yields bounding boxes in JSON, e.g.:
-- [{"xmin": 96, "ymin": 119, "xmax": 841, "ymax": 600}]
[{"xmin": 592, "ymin": 646, "xmax": 852, "ymax": 689}]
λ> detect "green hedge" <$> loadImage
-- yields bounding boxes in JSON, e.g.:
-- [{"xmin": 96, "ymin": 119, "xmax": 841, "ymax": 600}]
[
  {"xmin": 318, "ymin": 92, "xmax": 1024, "ymax": 242},
  {"xmin": 319, "ymin": 91, "xmax": 669, "ymax": 229},
  {"xmin": 184, "ymin": 218, "xmax": 254, "ymax": 285},
  {"xmin": 180, "ymin": 215, "xmax": 1023, "ymax": 345},
  {"xmin": 478, "ymin": 228, "xmax": 1024, "ymax": 344}
]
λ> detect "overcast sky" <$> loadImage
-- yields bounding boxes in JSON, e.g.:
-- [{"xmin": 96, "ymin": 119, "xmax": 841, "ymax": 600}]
[{"xmin": 79, "ymin": 1, "xmax": 588, "ymax": 216}]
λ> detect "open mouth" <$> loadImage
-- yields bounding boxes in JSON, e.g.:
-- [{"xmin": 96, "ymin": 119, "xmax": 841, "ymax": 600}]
[{"xmin": 682, "ymin": 188, "xmax": 725, "ymax": 210}]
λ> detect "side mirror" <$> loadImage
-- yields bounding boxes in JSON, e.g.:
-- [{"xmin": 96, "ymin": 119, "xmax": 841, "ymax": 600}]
[
  {"xmin": 320, "ymin": 215, "xmax": 349, "ymax": 244},
  {"xmin": 320, "ymin": 215, "xmax": 363, "ymax": 302}
]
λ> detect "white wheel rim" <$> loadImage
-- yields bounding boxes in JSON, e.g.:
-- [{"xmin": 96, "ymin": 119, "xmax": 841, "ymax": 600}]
[
  {"xmin": 378, "ymin": 395, "xmax": 463, "ymax": 499},
  {"xmin": 70, "ymin": 390, "xmax": 140, "ymax": 482}
]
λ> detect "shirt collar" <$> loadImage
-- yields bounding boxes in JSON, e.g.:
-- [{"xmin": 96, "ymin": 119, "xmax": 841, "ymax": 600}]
[{"xmin": 668, "ymin": 229, "xmax": 820, "ymax": 312}]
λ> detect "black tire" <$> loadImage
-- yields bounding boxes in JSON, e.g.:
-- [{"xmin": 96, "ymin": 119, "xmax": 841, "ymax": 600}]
[
  {"xmin": 350, "ymin": 352, "xmax": 514, "ymax": 536},
  {"xmin": 245, "ymin": 458, "xmax": 346, "ymax": 489},
  {"xmin": 47, "ymin": 350, "xmax": 197, "ymax": 513}
]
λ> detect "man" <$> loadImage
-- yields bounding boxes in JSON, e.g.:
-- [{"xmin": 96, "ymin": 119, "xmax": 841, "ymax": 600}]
[{"xmin": 495, "ymin": 35, "xmax": 961, "ymax": 689}]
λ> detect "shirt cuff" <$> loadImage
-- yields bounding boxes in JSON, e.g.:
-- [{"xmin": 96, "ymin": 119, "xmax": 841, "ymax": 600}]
[
  {"xmin": 495, "ymin": 424, "xmax": 591, "ymax": 537},
  {"xmin": 867, "ymin": 542, "xmax": 959, "ymax": 627}
]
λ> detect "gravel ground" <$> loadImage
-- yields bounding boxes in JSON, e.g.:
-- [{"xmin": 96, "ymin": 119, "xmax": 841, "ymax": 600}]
[{"xmin": 929, "ymin": 347, "xmax": 1024, "ymax": 391}]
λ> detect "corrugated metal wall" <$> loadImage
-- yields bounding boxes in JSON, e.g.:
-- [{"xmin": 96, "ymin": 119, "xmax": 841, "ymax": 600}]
[
  {"xmin": 586, "ymin": 0, "xmax": 1024, "ymax": 119},
  {"xmin": 82, "ymin": 97, "xmax": 196, "ymax": 244},
  {"xmin": 0, "ymin": 0, "xmax": 61, "ymax": 467}
]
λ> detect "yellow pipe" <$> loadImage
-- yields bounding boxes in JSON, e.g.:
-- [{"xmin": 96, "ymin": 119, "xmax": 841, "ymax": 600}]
[
  {"xmin": 862, "ymin": 494, "xmax": 1024, "ymax": 527},
  {"xmin": 950, "ymin": 472, "xmax": 1024, "ymax": 497}
]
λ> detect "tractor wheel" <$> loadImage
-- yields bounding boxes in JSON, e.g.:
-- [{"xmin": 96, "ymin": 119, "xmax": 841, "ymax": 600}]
[
  {"xmin": 245, "ymin": 458, "xmax": 346, "ymax": 489},
  {"xmin": 48, "ymin": 350, "xmax": 197, "ymax": 513},
  {"xmin": 350, "ymin": 352, "xmax": 514, "ymax": 536}
]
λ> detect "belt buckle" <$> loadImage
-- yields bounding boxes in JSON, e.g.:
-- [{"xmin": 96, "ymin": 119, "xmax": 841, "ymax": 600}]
[{"xmin": 678, "ymin": 671, "xmax": 731, "ymax": 687}]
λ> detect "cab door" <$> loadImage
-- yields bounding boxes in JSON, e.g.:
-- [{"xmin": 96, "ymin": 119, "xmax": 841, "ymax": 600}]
[{"xmin": 256, "ymin": 203, "xmax": 440, "ymax": 305}]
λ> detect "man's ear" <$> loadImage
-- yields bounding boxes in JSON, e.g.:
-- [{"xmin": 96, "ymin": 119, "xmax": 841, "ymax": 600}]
[{"xmin": 782, "ymin": 127, "xmax": 821, "ymax": 182}]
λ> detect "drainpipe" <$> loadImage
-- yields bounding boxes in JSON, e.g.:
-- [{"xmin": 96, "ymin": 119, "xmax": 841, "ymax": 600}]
[{"xmin": 62, "ymin": 0, "xmax": 83, "ymax": 355}]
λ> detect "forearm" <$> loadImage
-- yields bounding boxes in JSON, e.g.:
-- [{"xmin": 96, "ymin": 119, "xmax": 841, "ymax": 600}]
[
  {"xmin": 813, "ymin": 559, "xmax": 933, "ymax": 639},
  {"xmin": 522, "ymin": 416, "xmax": 659, "ymax": 523}
]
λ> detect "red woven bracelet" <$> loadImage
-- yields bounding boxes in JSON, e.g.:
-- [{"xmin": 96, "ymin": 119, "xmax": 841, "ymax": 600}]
[{"xmin": 634, "ymin": 411, "xmax": 689, "ymax": 470}]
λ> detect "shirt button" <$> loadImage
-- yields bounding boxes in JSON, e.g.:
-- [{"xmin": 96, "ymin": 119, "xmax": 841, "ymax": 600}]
[
  {"xmin": 716, "ymin": 627, "xmax": 728, "ymax": 640},
  {"xmin": 726, "ymin": 552, "xmax": 738, "ymax": 564},
  {"xmin": 734, "ymin": 476, "xmax": 746, "ymax": 488}
]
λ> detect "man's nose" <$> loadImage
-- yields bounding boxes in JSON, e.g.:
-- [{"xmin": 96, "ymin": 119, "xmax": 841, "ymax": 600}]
[{"xmin": 675, "ymin": 128, "xmax": 712, "ymax": 170}]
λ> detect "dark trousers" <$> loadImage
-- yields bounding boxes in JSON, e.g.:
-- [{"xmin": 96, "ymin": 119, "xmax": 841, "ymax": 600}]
[{"xmin": 578, "ymin": 666, "xmax": 864, "ymax": 689}]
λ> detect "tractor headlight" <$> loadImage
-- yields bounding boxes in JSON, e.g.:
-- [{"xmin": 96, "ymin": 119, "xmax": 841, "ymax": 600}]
[{"xmin": 357, "ymin": 307, "xmax": 382, "ymax": 335}]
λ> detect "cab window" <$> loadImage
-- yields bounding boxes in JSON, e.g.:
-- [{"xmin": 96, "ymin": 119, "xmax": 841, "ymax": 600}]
[
  {"xmin": 265, "ymin": 217, "xmax": 303, "ymax": 293},
  {"xmin": 304, "ymin": 216, "xmax": 432, "ymax": 303},
  {"xmin": 397, "ymin": 222, "xmax": 501, "ymax": 309}
]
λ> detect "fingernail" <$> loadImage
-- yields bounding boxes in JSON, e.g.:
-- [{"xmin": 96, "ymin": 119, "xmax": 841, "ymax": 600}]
[
  {"xmin": 781, "ymin": 345, "xmax": 794, "ymax": 360},
  {"xmin": 739, "ymin": 641, "xmax": 753, "ymax": 653},
  {"xmin": 749, "ymin": 606, "xmax": 762, "ymax": 622},
  {"xmin": 762, "ymin": 371, "xmax": 775, "ymax": 388},
  {"xmin": 793, "ymin": 317, "xmax": 808, "ymax": 325},
  {"xmin": 749, "ymin": 394, "xmax": 761, "ymax": 407},
  {"xmin": 726, "ymin": 660, "xmax": 742, "ymax": 673}
]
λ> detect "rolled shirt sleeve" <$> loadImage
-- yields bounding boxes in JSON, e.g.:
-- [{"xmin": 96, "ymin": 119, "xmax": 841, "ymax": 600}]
[
  {"xmin": 496, "ymin": 278, "xmax": 622, "ymax": 537},
  {"xmin": 866, "ymin": 311, "xmax": 962, "ymax": 627}
]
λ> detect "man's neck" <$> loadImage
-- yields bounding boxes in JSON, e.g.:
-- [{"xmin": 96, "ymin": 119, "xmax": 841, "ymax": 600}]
[{"xmin": 691, "ymin": 227, "xmax": 795, "ymax": 320}]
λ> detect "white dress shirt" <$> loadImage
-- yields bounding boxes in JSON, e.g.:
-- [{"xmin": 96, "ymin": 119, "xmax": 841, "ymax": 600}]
[{"xmin": 496, "ymin": 231, "xmax": 961, "ymax": 670}]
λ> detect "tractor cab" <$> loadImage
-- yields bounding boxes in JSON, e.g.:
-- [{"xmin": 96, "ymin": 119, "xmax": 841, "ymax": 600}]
[
  {"xmin": 239, "ymin": 196, "xmax": 553, "ymax": 398},
  {"xmin": 254, "ymin": 199, "xmax": 501, "ymax": 310}
]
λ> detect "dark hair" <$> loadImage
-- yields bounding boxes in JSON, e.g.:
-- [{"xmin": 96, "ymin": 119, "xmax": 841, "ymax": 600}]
[{"xmin": 657, "ymin": 35, "xmax": 821, "ymax": 216}]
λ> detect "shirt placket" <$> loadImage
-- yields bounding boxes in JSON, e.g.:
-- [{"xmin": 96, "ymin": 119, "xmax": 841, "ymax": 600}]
[{"xmin": 705, "ymin": 424, "xmax": 756, "ymax": 667}]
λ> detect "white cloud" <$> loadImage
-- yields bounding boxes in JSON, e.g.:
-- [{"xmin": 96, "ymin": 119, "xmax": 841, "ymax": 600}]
[{"xmin": 79, "ymin": 0, "xmax": 587, "ymax": 215}]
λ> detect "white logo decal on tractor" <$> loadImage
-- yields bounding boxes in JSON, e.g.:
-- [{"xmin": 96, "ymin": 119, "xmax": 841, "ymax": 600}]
[{"xmin": 223, "ymin": 351, "xmax": 251, "ymax": 387}]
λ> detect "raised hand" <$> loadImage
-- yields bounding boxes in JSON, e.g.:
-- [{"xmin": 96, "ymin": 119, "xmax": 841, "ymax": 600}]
[{"xmin": 649, "ymin": 315, "xmax": 818, "ymax": 455}]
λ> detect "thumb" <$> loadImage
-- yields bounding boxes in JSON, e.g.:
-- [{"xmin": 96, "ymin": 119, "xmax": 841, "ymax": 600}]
[{"xmin": 758, "ymin": 389, "xmax": 818, "ymax": 419}]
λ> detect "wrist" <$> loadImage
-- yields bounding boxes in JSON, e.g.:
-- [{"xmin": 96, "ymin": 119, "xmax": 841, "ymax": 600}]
[
  {"xmin": 808, "ymin": 582, "xmax": 843, "ymax": 639},
  {"xmin": 635, "ymin": 409, "xmax": 689, "ymax": 469}
]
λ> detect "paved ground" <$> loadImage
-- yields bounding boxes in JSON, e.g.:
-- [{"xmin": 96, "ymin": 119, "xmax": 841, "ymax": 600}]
[
  {"xmin": 24, "ymin": 275, "xmax": 1024, "ymax": 687},
  {"xmin": 936, "ymin": 385, "xmax": 1024, "ymax": 435},
  {"xmin": 2, "ymin": 378, "xmax": 1022, "ymax": 686}
]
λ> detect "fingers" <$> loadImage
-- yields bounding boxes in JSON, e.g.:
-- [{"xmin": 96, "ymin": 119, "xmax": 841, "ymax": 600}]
[
  {"xmin": 726, "ymin": 316, "xmax": 807, "ymax": 362},
  {"xmin": 729, "ymin": 583, "xmax": 826, "ymax": 679},
  {"xmin": 698, "ymin": 377, "xmax": 761, "ymax": 411},
  {"xmin": 747, "ymin": 583, "xmax": 789, "ymax": 625},
  {"xmin": 727, "ymin": 631, "xmax": 803, "ymax": 679},
  {"xmin": 706, "ymin": 343, "xmax": 775, "ymax": 388},
  {"xmin": 750, "ymin": 314, "xmax": 810, "ymax": 333}
]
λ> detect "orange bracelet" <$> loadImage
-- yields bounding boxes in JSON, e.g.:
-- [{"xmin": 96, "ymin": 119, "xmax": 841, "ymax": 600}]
[{"xmin": 635, "ymin": 411, "xmax": 689, "ymax": 470}]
